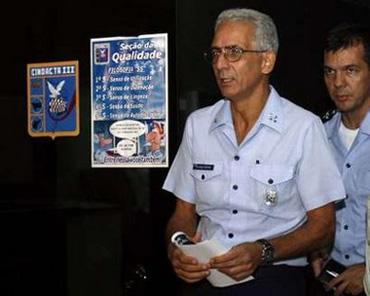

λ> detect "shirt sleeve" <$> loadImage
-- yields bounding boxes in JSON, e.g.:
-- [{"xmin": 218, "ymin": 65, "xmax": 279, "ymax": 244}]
[
  {"xmin": 296, "ymin": 116, "xmax": 346, "ymax": 210},
  {"xmin": 162, "ymin": 116, "xmax": 196, "ymax": 203}
]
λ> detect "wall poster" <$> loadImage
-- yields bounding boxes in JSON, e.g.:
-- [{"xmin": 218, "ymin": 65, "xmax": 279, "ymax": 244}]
[{"xmin": 91, "ymin": 34, "xmax": 168, "ymax": 168}]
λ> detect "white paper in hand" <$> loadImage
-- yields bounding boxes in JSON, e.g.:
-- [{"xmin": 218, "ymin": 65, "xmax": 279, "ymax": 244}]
[{"xmin": 172, "ymin": 233, "xmax": 254, "ymax": 287}]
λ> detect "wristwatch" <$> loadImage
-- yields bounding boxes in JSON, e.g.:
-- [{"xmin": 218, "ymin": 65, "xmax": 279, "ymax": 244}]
[{"xmin": 256, "ymin": 239, "xmax": 275, "ymax": 265}]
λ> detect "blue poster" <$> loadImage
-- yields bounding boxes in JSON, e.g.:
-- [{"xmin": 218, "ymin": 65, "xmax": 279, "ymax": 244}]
[
  {"xmin": 27, "ymin": 61, "xmax": 80, "ymax": 139},
  {"xmin": 91, "ymin": 34, "xmax": 168, "ymax": 167}
]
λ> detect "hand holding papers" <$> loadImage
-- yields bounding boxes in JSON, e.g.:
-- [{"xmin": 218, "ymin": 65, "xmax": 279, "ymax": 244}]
[{"xmin": 171, "ymin": 232, "xmax": 254, "ymax": 287}]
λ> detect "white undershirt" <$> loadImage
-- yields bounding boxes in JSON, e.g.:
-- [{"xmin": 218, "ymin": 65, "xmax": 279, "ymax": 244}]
[{"xmin": 338, "ymin": 121, "xmax": 359, "ymax": 151}]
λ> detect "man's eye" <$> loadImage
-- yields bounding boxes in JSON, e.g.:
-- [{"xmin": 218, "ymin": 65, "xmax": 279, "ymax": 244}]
[
  {"xmin": 324, "ymin": 68, "xmax": 335, "ymax": 76},
  {"xmin": 211, "ymin": 50, "xmax": 221, "ymax": 57},
  {"xmin": 229, "ymin": 47, "xmax": 242, "ymax": 55},
  {"xmin": 347, "ymin": 67, "xmax": 358, "ymax": 74}
]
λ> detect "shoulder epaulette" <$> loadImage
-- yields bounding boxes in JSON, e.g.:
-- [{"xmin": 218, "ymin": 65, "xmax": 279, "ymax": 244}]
[{"xmin": 321, "ymin": 109, "xmax": 337, "ymax": 123}]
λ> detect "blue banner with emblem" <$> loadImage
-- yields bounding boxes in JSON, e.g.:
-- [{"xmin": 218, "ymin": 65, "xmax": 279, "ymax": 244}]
[
  {"xmin": 27, "ymin": 60, "xmax": 80, "ymax": 139},
  {"xmin": 91, "ymin": 34, "xmax": 168, "ymax": 168}
]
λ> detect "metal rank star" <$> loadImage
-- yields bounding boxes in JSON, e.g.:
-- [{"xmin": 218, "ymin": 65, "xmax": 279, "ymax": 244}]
[
  {"xmin": 268, "ymin": 113, "xmax": 278, "ymax": 123},
  {"xmin": 264, "ymin": 187, "xmax": 278, "ymax": 206}
]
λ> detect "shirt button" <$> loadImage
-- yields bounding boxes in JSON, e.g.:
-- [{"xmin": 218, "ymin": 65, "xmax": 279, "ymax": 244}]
[
  {"xmin": 232, "ymin": 209, "xmax": 238, "ymax": 214},
  {"xmin": 232, "ymin": 185, "xmax": 238, "ymax": 190},
  {"xmin": 345, "ymin": 163, "xmax": 351, "ymax": 168},
  {"xmin": 228, "ymin": 233, "xmax": 234, "ymax": 239},
  {"xmin": 234, "ymin": 155, "xmax": 240, "ymax": 161},
  {"xmin": 201, "ymin": 174, "xmax": 205, "ymax": 180},
  {"xmin": 345, "ymin": 254, "xmax": 350, "ymax": 260},
  {"xmin": 344, "ymin": 225, "xmax": 349, "ymax": 230},
  {"xmin": 268, "ymin": 178, "xmax": 274, "ymax": 184}
]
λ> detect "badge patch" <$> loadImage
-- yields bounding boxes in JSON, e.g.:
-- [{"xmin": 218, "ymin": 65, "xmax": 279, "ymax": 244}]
[
  {"xmin": 264, "ymin": 187, "xmax": 278, "ymax": 206},
  {"xmin": 193, "ymin": 164, "xmax": 214, "ymax": 170}
]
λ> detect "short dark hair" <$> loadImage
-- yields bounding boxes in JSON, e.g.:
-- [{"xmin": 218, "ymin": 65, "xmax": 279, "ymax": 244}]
[{"xmin": 324, "ymin": 23, "xmax": 370, "ymax": 65}]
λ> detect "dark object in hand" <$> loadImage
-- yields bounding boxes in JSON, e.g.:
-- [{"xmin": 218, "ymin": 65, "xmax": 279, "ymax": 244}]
[
  {"xmin": 171, "ymin": 232, "xmax": 194, "ymax": 245},
  {"xmin": 318, "ymin": 259, "xmax": 346, "ymax": 285}
]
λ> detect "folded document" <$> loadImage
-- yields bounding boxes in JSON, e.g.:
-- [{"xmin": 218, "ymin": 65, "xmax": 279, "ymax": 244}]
[{"xmin": 171, "ymin": 232, "xmax": 254, "ymax": 287}]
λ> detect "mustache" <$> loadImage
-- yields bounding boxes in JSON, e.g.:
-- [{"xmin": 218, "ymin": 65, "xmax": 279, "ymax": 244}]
[
  {"xmin": 216, "ymin": 71, "xmax": 233, "ymax": 79},
  {"xmin": 332, "ymin": 88, "xmax": 350, "ymax": 96},
  {"xmin": 333, "ymin": 92, "xmax": 350, "ymax": 97},
  {"xmin": 332, "ymin": 86, "xmax": 350, "ymax": 96},
  {"xmin": 218, "ymin": 74, "xmax": 233, "ymax": 80}
]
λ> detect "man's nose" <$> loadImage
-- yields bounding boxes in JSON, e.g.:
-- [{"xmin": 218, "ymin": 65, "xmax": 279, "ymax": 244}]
[
  {"xmin": 333, "ymin": 72, "xmax": 345, "ymax": 88},
  {"xmin": 213, "ymin": 52, "xmax": 229, "ymax": 70}
]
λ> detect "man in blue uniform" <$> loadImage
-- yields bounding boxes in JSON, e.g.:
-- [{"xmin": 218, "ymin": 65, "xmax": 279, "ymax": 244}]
[
  {"xmin": 163, "ymin": 8, "xmax": 345, "ymax": 295},
  {"xmin": 365, "ymin": 199, "xmax": 370, "ymax": 295},
  {"xmin": 310, "ymin": 23, "xmax": 370, "ymax": 296}
]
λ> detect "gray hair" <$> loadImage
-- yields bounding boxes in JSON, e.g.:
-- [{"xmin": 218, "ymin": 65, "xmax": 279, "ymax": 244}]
[{"xmin": 215, "ymin": 8, "xmax": 279, "ymax": 53}]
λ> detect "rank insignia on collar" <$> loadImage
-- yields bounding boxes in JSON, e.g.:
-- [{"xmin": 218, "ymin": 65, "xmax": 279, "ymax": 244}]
[{"xmin": 321, "ymin": 109, "xmax": 337, "ymax": 123}]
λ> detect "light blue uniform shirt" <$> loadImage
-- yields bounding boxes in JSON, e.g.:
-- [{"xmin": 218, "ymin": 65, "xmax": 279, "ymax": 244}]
[
  {"xmin": 325, "ymin": 110, "xmax": 370, "ymax": 266},
  {"xmin": 364, "ymin": 199, "xmax": 370, "ymax": 295},
  {"xmin": 164, "ymin": 87, "xmax": 345, "ymax": 266}
]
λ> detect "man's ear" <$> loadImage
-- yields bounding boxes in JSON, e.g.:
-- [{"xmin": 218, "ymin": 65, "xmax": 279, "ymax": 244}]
[{"xmin": 261, "ymin": 51, "xmax": 276, "ymax": 74}]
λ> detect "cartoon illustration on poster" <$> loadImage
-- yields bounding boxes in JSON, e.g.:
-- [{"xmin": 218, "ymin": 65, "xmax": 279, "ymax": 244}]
[
  {"xmin": 27, "ymin": 60, "xmax": 80, "ymax": 139},
  {"xmin": 91, "ymin": 34, "xmax": 168, "ymax": 167}
]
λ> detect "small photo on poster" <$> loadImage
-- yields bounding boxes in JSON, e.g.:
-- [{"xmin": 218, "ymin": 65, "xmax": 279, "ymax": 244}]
[{"xmin": 93, "ymin": 119, "xmax": 166, "ymax": 166}]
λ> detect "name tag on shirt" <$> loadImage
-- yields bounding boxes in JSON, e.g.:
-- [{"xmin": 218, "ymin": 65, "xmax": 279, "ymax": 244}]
[{"xmin": 193, "ymin": 163, "xmax": 214, "ymax": 171}]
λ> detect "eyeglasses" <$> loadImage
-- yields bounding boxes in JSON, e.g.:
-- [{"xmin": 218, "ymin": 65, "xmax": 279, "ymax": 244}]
[{"xmin": 203, "ymin": 46, "xmax": 266, "ymax": 64}]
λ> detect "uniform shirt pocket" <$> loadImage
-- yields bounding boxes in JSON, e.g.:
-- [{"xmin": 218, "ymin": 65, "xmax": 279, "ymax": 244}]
[
  {"xmin": 250, "ymin": 164, "xmax": 296, "ymax": 211},
  {"xmin": 357, "ymin": 169, "xmax": 370, "ymax": 195},
  {"xmin": 191, "ymin": 163, "xmax": 223, "ymax": 181},
  {"xmin": 190, "ymin": 161, "xmax": 224, "ymax": 206},
  {"xmin": 368, "ymin": 199, "xmax": 370, "ymax": 241}
]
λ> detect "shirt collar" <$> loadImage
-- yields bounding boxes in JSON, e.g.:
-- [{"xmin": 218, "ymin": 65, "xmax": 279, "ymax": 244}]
[
  {"xmin": 360, "ymin": 110, "xmax": 370, "ymax": 136},
  {"xmin": 326, "ymin": 112, "xmax": 341, "ymax": 139},
  {"xmin": 209, "ymin": 100, "xmax": 232, "ymax": 132},
  {"xmin": 258, "ymin": 87, "xmax": 284, "ymax": 133},
  {"xmin": 210, "ymin": 86, "xmax": 285, "ymax": 133},
  {"xmin": 327, "ymin": 109, "xmax": 370, "ymax": 138}
]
